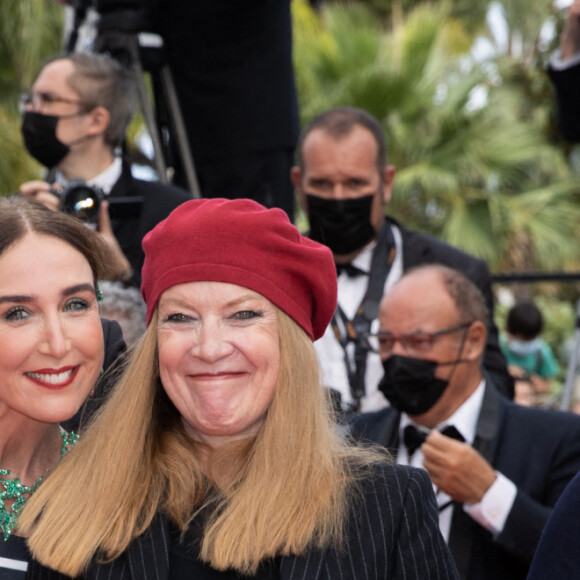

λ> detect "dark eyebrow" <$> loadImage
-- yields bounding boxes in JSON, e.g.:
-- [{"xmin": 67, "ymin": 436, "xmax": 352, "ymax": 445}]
[
  {"xmin": 0, "ymin": 284, "xmax": 96, "ymax": 305},
  {"xmin": 63, "ymin": 284, "xmax": 96, "ymax": 297},
  {"xmin": 0, "ymin": 295, "xmax": 31, "ymax": 305}
]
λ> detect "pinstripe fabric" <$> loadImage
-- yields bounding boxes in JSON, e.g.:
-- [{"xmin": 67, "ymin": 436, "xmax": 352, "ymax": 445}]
[{"xmin": 26, "ymin": 464, "xmax": 458, "ymax": 579}]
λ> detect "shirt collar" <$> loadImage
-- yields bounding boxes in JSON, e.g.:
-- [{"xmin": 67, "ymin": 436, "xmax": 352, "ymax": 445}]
[
  {"xmin": 347, "ymin": 239, "xmax": 376, "ymax": 275},
  {"xmin": 400, "ymin": 379, "xmax": 486, "ymax": 445},
  {"xmin": 54, "ymin": 156, "xmax": 122, "ymax": 196}
]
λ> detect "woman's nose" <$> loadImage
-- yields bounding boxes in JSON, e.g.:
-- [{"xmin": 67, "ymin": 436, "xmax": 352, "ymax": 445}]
[
  {"xmin": 192, "ymin": 324, "xmax": 234, "ymax": 362},
  {"xmin": 38, "ymin": 315, "xmax": 71, "ymax": 358}
]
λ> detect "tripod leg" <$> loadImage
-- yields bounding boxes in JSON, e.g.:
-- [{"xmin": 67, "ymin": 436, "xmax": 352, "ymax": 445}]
[
  {"xmin": 560, "ymin": 299, "xmax": 580, "ymax": 411},
  {"xmin": 128, "ymin": 40, "xmax": 169, "ymax": 183},
  {"xmin": 159, "ymin": 65, "xmax": 202, "ymax": 198}
]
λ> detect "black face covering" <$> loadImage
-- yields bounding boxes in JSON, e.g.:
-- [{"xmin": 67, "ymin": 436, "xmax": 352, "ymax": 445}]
[
  {"xmin": 378, "ymin": 355, "xmax": 450, "ymax": 415},
  {"xmin": 306, "ymin": 193, "xmax": 377, "ymax": 255},
  {"xmin": 21, "ymin": 111, "xmax": 72, "ymax": 168}
]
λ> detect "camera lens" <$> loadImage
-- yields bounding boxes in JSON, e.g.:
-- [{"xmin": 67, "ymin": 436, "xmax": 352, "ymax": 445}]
[{"xmin": 61, "ymin": 184, "xmax": 102, "ymax": 225}]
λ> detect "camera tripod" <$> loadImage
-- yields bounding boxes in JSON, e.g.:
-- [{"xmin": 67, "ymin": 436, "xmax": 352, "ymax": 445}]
[{"xmin": 65, "ymin": 2, "xmax": 201, "ymax": 198}]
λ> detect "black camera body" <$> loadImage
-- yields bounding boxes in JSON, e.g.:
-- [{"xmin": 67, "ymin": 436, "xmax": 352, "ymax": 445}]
[{"xmin": 53, "ymin": 179, "xmax": 105, "ymax": 226}]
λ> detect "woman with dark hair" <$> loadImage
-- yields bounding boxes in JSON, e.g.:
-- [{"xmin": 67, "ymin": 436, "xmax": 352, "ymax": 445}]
[
  {"xmin": 21, "ymin": 198, "xmax": 457, "ymax": 579},
  {"xmin": 0, "ymin": 196, "xmax": 113, "ymax": 577}
]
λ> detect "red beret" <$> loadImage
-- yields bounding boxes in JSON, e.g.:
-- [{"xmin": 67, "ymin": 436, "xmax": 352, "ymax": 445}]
[{"xmin": 141, "ymin": 198, "xmax": 337, "ymax": 341}]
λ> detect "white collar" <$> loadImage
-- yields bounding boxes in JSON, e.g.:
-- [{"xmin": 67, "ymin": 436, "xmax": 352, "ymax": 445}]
[
  {"xmin": 55, "ymin": 156, "xmax": 123, "ymax": 196},
  {"xmin": 400, "ymin": 379, "xmax": 486, "ymax": 445},
  {"xmin": 346, "ymin": 238, "xmax": 376, "ymax": 275}
]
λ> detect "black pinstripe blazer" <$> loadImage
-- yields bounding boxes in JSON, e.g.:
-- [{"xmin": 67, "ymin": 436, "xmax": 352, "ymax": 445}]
[{"xmin": 26, "ymin": 463, "xmax": 458, "ymax": 579}]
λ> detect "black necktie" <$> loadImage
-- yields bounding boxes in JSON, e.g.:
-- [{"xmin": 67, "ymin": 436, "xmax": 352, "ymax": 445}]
[
  {"xmin": 335, "ymin": 263, "xmax": 367, "ymax": 277},
  {"xmin": 403, "ymin": 424, "xmax": 465, "ymax": 458}
]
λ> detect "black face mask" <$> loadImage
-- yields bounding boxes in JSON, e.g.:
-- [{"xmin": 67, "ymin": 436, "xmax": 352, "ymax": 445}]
[
  {"xmin": 378, "ymin": 355, "xmax": 449, "ymax": 415},
  {"xmin": 306, "ymin": 193, "xmax": 377, "ymax": 255},
  {"xmin": 21, "ymin": 111, "xmax": 72, "ymax": 168}
]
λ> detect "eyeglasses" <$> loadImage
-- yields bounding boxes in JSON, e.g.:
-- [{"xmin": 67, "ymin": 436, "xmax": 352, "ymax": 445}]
[
  {"xmin": 365, "ymin": 322, "xmax": 473, "ymax": 355},
  {"xmin": 18, "ymin": 92, "xmax": 89, "ymax": 113}
]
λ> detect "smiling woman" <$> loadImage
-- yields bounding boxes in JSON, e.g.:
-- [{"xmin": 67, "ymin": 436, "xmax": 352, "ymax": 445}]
[
  {"xmin": 0, "ymin": 195, "xmax": 113, "ymax": 577},
  {"xmin": 21, "ymin": 198, "xmax": 458, "ymax": 579}
]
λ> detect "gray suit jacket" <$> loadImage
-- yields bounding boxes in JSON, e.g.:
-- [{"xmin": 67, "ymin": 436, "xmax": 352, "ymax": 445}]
[{"xmin": 26, "ymin": 463, "xmax": 458, "ymax": 579}]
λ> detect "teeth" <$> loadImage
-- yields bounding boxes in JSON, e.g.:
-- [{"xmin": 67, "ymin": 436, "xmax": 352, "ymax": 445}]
[{"xmin": 27, "ymin": 369, "xmax": 74, "ymax": 385}]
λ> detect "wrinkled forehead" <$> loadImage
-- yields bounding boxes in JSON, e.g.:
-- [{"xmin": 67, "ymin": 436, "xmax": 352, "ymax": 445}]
[
  {"xmin": 380, "ymin": 274, "xmax": 457, "ymax": 332},
  {"xmin": 302, "ymin": 125, "xmax": 381, "ymax": 168}
]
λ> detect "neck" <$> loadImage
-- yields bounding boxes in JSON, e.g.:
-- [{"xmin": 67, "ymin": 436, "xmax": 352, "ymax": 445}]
[
  {"xmin": 333, "ymin": 237, "xmax": 376, "ymax": 265},
  {"xmin": 0, "ymin": 412, "xmax": 63, "ymax": 486},
  {"xmin": 59, "ymin": 142, "xmax": 115, "ymax": 182},
  {"xmin": 412, "ymin": 368, "xmax": 482, "ymax": 429}
]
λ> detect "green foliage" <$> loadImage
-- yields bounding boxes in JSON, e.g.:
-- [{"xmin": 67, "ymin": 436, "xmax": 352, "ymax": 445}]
[
  {"xmin": 293, "ymin": 0, "xmax": 580, "ymax": 272},
  {"xmin": 0, "ymin": 0, "xmax": 64, "ymax": 195}
]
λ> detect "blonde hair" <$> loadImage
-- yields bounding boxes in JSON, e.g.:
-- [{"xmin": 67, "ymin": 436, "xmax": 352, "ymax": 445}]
[{"xmin": 21, "ymin": 309, "xmax": 386, "ymax": 576}]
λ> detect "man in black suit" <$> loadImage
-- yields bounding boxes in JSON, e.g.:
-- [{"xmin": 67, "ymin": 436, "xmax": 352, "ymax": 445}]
[
  {"xmin": 291, "ymin": 107, "xmax": 512, "ymax": 411},
  {"xmin": 155, "ymin": 0, "xmax": 299, "ymax": 220},
  {"xmin": 548, "ymin": 0, "xmax": 580, "ymax": 143},
  {"xmin": 349, "ymin": 264, "xmax": 580, "ymax": 580},
  {"xmin": 19, "ymin": 51, "xmax": 191, "ymax": 286}
]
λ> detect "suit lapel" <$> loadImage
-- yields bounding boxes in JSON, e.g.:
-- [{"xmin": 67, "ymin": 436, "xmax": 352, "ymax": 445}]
[
  {"xmin": 447, "ymin": 381, "xmax": 501, "ymax": 579},
  {"xmin": 378, "ymin": 408, "xmax": 401, "ymax": 457}
]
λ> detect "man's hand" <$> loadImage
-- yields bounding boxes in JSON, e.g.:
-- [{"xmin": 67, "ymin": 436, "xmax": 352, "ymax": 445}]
[
  {"xmin": 98, "ymin": 200, "xmax": 133, "ymax": 282},
  {"xmin": 422, "ymin": 430, "xmax": 497, "ymax": 504},
  {"xmin": 19, "ymin": 180, "xmax": 61, "ymax": 211},
  {"xmin": 561, "ymin": 0, "xmax": 580, "ymax": 60}
]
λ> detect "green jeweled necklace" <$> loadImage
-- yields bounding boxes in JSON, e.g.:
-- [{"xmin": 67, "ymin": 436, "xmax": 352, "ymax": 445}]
[{"xmin": 0, "ymin": 429, "xmax": 79, "ymax": 539}]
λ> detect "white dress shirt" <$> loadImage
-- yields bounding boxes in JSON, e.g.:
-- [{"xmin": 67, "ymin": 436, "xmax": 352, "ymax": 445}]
[
  {"xmin": 550, "ymin": 47, "xmax": 580, "ymax": 70},
  {"xmin": 313, "ymin": 224, "xmax": 403, "ymax": 412}
]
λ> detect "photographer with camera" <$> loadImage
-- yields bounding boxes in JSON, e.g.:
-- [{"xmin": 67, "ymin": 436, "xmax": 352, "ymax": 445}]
[{"xmin": 19, "ymin": 51, "xmax": 191, "ymax": 286}]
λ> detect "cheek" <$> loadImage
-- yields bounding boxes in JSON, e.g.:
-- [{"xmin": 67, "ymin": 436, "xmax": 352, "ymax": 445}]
[
  {"xmin": 75, "ymin": 317, "xmax": 105, "ymax": 357},
  {"xmin": 0, "ymin": 324, "xmax": 45, "ymax": 368},
  {"xmin": 157, "ymin": 334, "xmax": 188, "ymax": 380}
]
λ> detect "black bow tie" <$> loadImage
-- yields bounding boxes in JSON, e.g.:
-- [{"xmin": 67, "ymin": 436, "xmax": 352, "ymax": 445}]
[
  {"xmin": 403, "ymin": 424, "xmax": 465, "ymax": 458},
  {"xmin": 335, "ymin": 263, "xmax": 367, "ymax": 277}
]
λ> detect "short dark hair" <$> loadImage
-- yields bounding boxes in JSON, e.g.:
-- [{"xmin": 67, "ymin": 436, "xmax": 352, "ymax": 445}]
[
  {"xmin": 45, "ymin": 52, "xmax": 136, "ymax": 149},
  {"xmin": 507, "ymin": 301, "xmax": 543, "ymax": 339},
  {"xmin": 297, "ymin": 107, "xmax": 387, "ymax": 170},
  {"xmin": 0, "ymin": 195, "xmax": 113, "ymax": 283}
]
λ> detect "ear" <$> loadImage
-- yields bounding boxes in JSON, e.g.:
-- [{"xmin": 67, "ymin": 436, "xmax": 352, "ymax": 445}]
[
  {"xmin": 291, "ymin": 166, "xmax": 307, "ymax": 208},
  {"xmin": 382, "ymin": 165, "xmax": 396, "ymax": 204},
  {"xmin": 85, "ymin": 106, "xmax": 110, "ymax": 137},
  {"xmin": 463, "ymin": 320, "xmax": 487, "ymax": 361}
]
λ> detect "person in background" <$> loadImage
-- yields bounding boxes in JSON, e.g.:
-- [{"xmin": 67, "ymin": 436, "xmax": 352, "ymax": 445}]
[
  {"xmin": 0, "ymin": 195, "xmax": 113, "ymax": 577},
  {"xmin": 291, "ymin": 107, "xmax": 512, "ymax": 412},
  {"xmin": 548, "ymin": 0, "xmax": 580, "ymax": 143},
  {"xmin": 63, "ymin": 0, "xmax": 299, "ymax": 220},
  {"xmin": 21, "ymin": 198, "xmax": 457, "ymax": 580},
  {"xmin": 156, "ymin": 1, "xmax": 300, "ymax": 220},
  {"xmin": 500, "ymin": 300, "xmax": 560, "ymax": 406},
  {"xmin": 349, "ymin": 265, "xmax": 580, "ymax": 580},
  {"xmin": 18, "ymin": 51, "xmax": 191, "ymax": 287}
]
